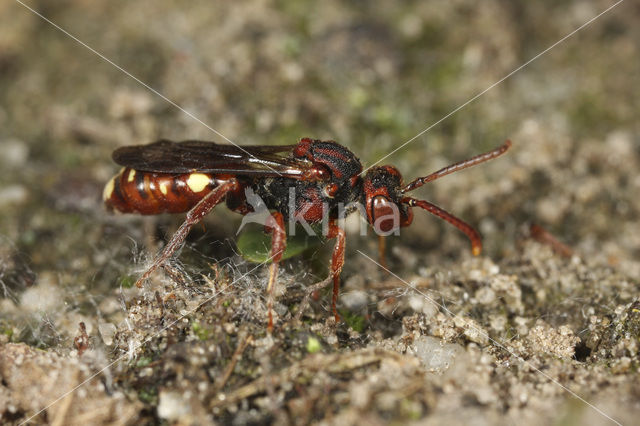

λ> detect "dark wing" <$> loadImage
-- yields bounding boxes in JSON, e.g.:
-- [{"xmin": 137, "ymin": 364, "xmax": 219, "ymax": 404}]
[{"xmin": 112, "ymin": 140, "xmax": 311, "ymax": 177}]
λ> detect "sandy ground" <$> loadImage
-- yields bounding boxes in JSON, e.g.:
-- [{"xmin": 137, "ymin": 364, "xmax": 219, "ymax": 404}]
[{"xmin": 0, "ymin": 1, "xmax": 639, "ymax": 425}]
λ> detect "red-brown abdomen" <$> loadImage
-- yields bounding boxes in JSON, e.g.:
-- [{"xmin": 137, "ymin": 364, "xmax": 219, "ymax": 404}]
[{"xmin": 103, "ymin": 167, "xmax": 222, "ymax": 215}]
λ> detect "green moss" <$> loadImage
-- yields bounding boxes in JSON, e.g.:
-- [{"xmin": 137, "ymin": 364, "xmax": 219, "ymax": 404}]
[
  {"xmin": 399, "ymin": 398, "xmax": 423, "ymax": 421},
  {"xmin": 135, "ymin": 357, "xmax": 152, "ymax": 368},
  {"xmin": 0, "ymin": 322, "xmax": 15, "ymax": 342},
  {"xmin": 191, "ymin": 321, "xmax": 210, "ymax": 341},
  {"xmin": 568, "ymin": 92, "xmax": 621, "ymax": 136},
  {"xmin": 119, "ymin": 275, "xmax": 135, "ymax": 289},
  {"xmin": 281, "ymin": 35, "xmax": 302, "ymax": 57},
  {"xmin": 340, "ymin": 310, "xmax": 366, "ymax": 333},
  {"xmin": 138, "ymin": 387, "xmax": 158, "ymax": 404},
  {"xmin": 348, "ymin": 86, "xmax": 370, "ymax": 110}
]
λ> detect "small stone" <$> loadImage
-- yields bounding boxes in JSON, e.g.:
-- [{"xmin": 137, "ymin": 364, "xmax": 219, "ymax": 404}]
[
  {"xmin": 611, "ymin": 357, "xmax": 632, "ymax": 374},
  {"xmin": 464, "ymin": 327, "xmax": 489, "ymax": 345},
  {"xmin": 0, "ymin": 185, "xmax": 28, "ymax": 207},
  {"xmin": 489, "ymin": 315, "xmax": 507, "ymax": 332},
  {"xmin": 408, "ymin": 295, "xmax": 438, "ymax": 319},
  {"xmin": 399, "ymin": 14, "xmax": 423, "ymax": 39},
  {"xmin": 20, "ymin": 275, "xmax": 62, "ymax": 315},
  {"xmin": 526, "ymin": 321, "xmax": 580, "ymax": 359},
  {"xmin": 350, "ymin": 382, "xmax": 371, "ymax": 409},
  {"xmin": 475, "ymin": 287, "xmax": 496, "ymax": 305},
  {"xmin": 0, "ymin": 139, "xmax": 29, "ymax": 167},
  {"xmin": 281, "ymin": 62, "xmax": 304, "ymax": 82},
  {"xmin": 412, "ymin": 336, "xmax": 464, "ymax": 373},
  {"xmin": 474, "ymin": 385, "xmax": 497, "ymax": 404},
  {"xmin": 98, "ymin": 323, "xmax": 117, "ymax": 346},
  {"xmin": 157, "ymin": 391, "xmax": 191, "ymax": 420},
  {"xmin": 108, "ymin": 89, "xmax": 153, "ymax": 118},
  {"xmin": 341, "ymin": 290, "xmax": 368, "ymax": 311}
]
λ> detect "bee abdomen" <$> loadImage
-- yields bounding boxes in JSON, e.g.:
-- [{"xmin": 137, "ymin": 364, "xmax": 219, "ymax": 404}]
[{"xmin": 103, "ymin": 167, "xmax": 218, "ymax": 214}]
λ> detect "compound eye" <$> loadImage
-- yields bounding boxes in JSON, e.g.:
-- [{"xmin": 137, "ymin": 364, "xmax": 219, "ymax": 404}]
[{"xmin": 371, "ymin": 195, "xmax": 400, "ymax": 234}]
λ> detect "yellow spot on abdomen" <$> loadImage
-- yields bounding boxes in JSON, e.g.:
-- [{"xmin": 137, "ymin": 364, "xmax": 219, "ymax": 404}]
[
  {"xmin": 159, "ymin": 181, "xmax": 169, "ymax": 196},
  {"xmin": 186, "ymin": 173, "xmax": 211, "ymax": 192},
  {"xmin": 103, "ymin": 176, "xmax": 116, "ymax": 201},
  {"xmin": 127, "ymin": 169, "xmax": 136, "ymax": 182}
]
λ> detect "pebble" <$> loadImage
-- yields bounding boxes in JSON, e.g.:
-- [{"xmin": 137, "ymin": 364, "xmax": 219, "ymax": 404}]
[
  {"xmin": 108, "ymin": 89, "xmax": 153, "ymax": 118},
  {"xmin": 475, "ymin": 287, "xmax": 496, "ymax": 305},
  {"xmin": 0, "ymin": 184, "xmax": 28, "ymax": 207},
  {"xmin": 340, "ymin": 290, "xmax": 368, "ymax": 311},
  {"xmin": 98, "ymin": 322, "xmax": 117, "ymax": 346},
  {"xmin": 407, "ymin": 295, "xmax": 438, "ymax": 319},
  {"xmin": 20, "ymin": 274, "xmax": 62, "ymax": 314},
  {"xmin": 0, "ymin": 139, "xmax": 29, "ymax": 167},
  {"xmin": 157, "ymin": 391, "xmax": 191, "ymax": 420},
  {"xmin": 411, "ymin": 335, "xmax": 463, "ymax": 373}
]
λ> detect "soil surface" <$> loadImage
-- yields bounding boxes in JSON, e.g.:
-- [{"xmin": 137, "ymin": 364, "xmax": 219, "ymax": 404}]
[{"xmin": 1, "ymin": 1, "xmax": 639, "ymax": 425}]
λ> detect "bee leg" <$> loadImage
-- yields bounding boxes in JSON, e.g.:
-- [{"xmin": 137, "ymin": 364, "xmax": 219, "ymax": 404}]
[
  {"xmin": 135, "ymin": 179, "xmax": 239, "ymax": 288},
  {"xmin": 265, "ymin": 212, "xmax": 286, "ymax": 333},
  {"xmin": 294, "ymin": 219, "xmax": 345, "ymax": 324},
  {"xmin": 377, "ymin": 234, "xmax": 388, "ymax": 269},
  {"xmin": 327, "ymin": 218, "xmax": 346, "ymax": 322}
]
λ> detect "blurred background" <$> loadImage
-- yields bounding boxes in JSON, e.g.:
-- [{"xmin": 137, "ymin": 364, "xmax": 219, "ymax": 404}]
[{"xmin": 0, "ymin": 0, "xmax": 638, "ymax": 423}]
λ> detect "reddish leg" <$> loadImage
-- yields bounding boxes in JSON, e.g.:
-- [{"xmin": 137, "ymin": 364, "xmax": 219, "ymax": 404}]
[
  {"xmin": 265, "ymin": 212, "xmax": 286, "ymax": 333},
  {"xmin": 293, "ymin": 219, "xmax": 346, "ymax": 323},
  {"xmin": 327, "ymin": 219, "xmax": 346, "ymax": 322},
  {"xmin": 135, "ymin": 179, "xmax": 239, "ymax": 288},
  {"xmin": 377, "ymin": 234, "xmax": 388, "ymax": 269},
  {"xmin": 402, "ymin": 197, "xmax": 482, "ymax": 256}
]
